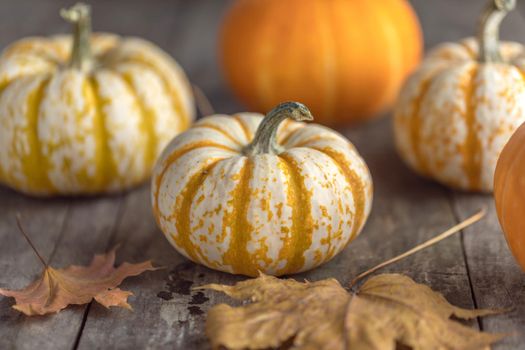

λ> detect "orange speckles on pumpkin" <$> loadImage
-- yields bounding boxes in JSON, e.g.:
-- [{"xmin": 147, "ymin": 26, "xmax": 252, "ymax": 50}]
[
  {"xmin": 251, "ymin": 237, "xmax": 273, "ymax": 268},
  {"xmin": 260, "ymin": 197, "xmax": 273, "ymax": 221},
  {"xmin": 314, "ymin": 147, "xmax": 366, "ymax": 240},
  {"xmin": 276, "ymin": 202, "xmax": 283, "ymax": 219},
  {"xmin": 153, "ymin": 142, "xmax": 233, "ymax": 215},
  {"xmin": 195, "ymin": 194, "xmax": 206, "ymax": 205},
  {"xmin": 319, "ymin": 205, "xmax": 330, "ymax": 219},
  {"xmin": 207, "ymin": 223, "xmax": 215, "ymax": 236},
  {"xmin": 313, "ymin": 250, "xmax": 323, "ymax": 265}
]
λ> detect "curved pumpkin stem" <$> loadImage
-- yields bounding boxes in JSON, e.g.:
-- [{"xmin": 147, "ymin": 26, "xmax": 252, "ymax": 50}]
[
  {"xmin": 478, "ymin": 0, "xmax": 516, "ymax": 63},
  {"xmin": 243, "ymin": 102, "xmax": 313, "ymax": 156},
  {"xmin": 61, "ymin": 3, "xmax": 93, "ymax": 71}
]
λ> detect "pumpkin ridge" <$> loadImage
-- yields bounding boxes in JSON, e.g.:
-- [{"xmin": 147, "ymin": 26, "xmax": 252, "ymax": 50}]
[
  {"xmin": 462, "ymin": 65, "xmax": 482, "ymax": 190},
  {"xmin": 89, "ymin": 76, "xmax": 118, "ymax": 191},
  {"xmin": 312, "ymin": 147, "xmax": 367, "ymax": 242},
  {"xmin": 3, "ymin": 39, "xmax": 64, "ymax": 66},
  {"xmin": 458, "ymin": 40, "xmax": 477, "ymax": 59},
  {"xmin": 111, "ymin": 58, "xmax": 190, "ymax": 130},
  {"xmin": 278, "ymin": 125, "xmax": 305, "ymax": 148},
  {"xmin": 119, "ymin": 72, "xmax": 157, "ymax": 172},
  {"xmin": 194, "ymin": 123, "xmax": 243, "ymax": 147},
  {"xmin": 172, "ymin": 161, "xmax": 221, "ymax": 265},
  {"xmin": 233, "ymin": 114, "xmax": 253, "ymax": 141},
  {"xmin": 276, "ymin": 153, "xmax": 313, "ymax": 275},
  {"xmin": 221, "ymin": 158, "xmax": 257, "ymax": 276},
  {"xmin": 24, "ymin": 76, "xmax": 54, "ymax": 193},
  {"xmin": 291, "ymin": 135, "xmax": 341, "ymax": 149},
  {"xmin": 153, "ymin": 142, "xmax": 235, "ymax": 217},
  {"xmin": 0, "ymin": 79, "xmax": 19, "ymax": 186},
  {"xmin": 515, "ymin": 66, "xmax": 525, "ymax": 86}
]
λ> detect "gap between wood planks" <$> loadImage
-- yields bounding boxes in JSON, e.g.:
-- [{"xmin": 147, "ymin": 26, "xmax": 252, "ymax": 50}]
[
  {"xmin": 447, "ymin": 191, "xmax": 483, "ymax": 331},
  {"xmin": 71, "ymin": 194, "xmax": 126, "ymax": 350},
  {"xmin": 7, "ymin": 201, "xmax": 72, "ymax": 344}
]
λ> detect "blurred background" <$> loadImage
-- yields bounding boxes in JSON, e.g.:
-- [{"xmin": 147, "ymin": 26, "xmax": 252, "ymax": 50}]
[{"xmin": 1, "ymin": 0, "xmax": 524, "ymax": 120}]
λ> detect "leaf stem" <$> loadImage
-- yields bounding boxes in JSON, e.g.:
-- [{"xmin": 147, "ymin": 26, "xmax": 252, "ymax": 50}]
[
  {"xmin": 349, "ymin": 208, "xmax": 486, "ymax": 288},
  {"xmin": 15, "ymin": 214, "xmax": 48, "ymax": 268}
]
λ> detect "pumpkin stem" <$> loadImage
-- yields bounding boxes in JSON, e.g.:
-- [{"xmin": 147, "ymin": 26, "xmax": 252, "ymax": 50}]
[
  {"xmin": 61, "ymin": 3, "xmax": 93, "ymax": 71},
  {"xmin": 243, "ymin": 102, "xmax": 313, "ymax": 156},
  {"xmin": 478, "ymin": 0, "xmax": 516, "ymax": 63}
]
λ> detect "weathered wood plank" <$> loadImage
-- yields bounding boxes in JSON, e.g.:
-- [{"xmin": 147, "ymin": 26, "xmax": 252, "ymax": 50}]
[
  {"xmin": 10, "ymin": 196, "xmax": 123, "ymax": 350},
  {"xmin": 0, "ymin": 1, "xmax": 74, "ymax": 348},
  {"xmin": 413, "ymin": 0, "xmax": 525, "ymax": 348},
  {"xmin": 75, "ymin": 185, "xmax": 244, "ymax": 349},
  {"xmin": 0, "ymin": 188, "xmax": 70, "ymax": 348},
  {"xmin": 452, "ymin": 194, "xmax": 525, "ymax": 349}
]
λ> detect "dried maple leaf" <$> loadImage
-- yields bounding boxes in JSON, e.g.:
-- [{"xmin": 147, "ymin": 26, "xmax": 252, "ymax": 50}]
[
  {"xmin": 0, "ymin": 246, "xmax": 157, "ymax": 316},
  {"xmin": 200, "ymin": 273, "xmax": 504, "ymax": 350}
]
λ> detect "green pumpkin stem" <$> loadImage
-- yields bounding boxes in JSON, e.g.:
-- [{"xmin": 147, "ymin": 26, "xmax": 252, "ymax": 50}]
[
  {"xmin": 243, "ymin": 102, "xmax": 313, "ymax": 156},
  {"xmin": 478, "ymin": 0, "xmax": 516, "ymax": 63},
  {"xmin": 60, "ymin": 3, "xmax": 93, "ymax": 71}
]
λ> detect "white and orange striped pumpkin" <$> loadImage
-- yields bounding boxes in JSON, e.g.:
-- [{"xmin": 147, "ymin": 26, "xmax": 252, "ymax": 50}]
[
  {"xmin": 152, "ymin": 102, "xmax": 373, "ymax": 276},
  {"xmin": 0, "ymin": 3, "xmax": 194, "ymax": 196},
  {"xmin": 394, "ymin": 0, "xmax": 525, "ymax": 192}
]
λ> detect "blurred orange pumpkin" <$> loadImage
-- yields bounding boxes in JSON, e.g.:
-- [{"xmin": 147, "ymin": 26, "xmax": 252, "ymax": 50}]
[
  {"xmin": 494, "ymin": 122, "xmax": 525, "ymax": 272},
  {"xmin": 219, "ymin": 0, "xmax": 423, "ymax": 126}
]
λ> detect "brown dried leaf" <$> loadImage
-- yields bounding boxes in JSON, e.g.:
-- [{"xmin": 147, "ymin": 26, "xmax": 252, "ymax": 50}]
[
  {"xmin": 0, "ymin": 247, "xmax": 157, "ymax": 315},
  {"xmin": 200, "ymin": 273, "xmax": 505, "ymax": 350}
]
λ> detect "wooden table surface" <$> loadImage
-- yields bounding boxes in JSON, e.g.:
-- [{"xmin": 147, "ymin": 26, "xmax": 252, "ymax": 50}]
[{"xmin": 1, "ymin": 1, "xmax": 524, "ymax": 349}]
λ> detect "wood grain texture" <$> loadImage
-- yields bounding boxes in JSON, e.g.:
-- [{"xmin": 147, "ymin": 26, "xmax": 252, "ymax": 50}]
[
  {"xmin": 0, "ymin": 0, "xmax": 523, "ymax": 349},
  {"xmin": 452, "ymin": 194, "xmax": 525, "ymax": 349}
]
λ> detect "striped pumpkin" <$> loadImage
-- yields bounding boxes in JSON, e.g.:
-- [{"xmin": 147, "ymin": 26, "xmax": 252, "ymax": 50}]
[
  {"xmin": 152, "ymin": 102, "xmax": 373, "ymax": 276},
  {"xmin": 0, "ymin": 3, "xmax": 194, "ymax": 196},
  {"xmin": 394, "ymin": 0, "xmax": 525, "ymax": 192}
]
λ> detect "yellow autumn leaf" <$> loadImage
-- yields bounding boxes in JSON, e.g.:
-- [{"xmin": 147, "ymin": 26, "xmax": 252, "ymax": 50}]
[{"xmin": 199, "ymin": 273, "xmax": 505, "ymax": 350}]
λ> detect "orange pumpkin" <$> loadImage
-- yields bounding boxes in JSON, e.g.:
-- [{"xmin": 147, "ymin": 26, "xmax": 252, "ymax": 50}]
[
  {"xmin": 220, "ymin": 0, "xmax": 423, "ymax": 126},
  {"xmin": 494, "ymin": 122, "xmax": 525, "ymax": 272}
]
